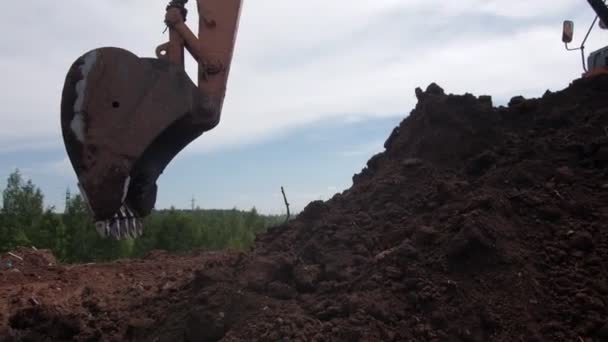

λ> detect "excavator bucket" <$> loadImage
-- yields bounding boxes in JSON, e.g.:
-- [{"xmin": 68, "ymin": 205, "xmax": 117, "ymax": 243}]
[
  {"xmin": 60, "ymin": 0, "xmax": 242, "ymax": 239},
  {"xmin": 61, "ymin": 48, "xmax": 210, "ymax": 238}
]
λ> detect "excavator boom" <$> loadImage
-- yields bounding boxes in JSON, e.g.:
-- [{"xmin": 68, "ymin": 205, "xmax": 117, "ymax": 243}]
[
  {"xmin": 587, "ymin": 0, "xmax": 608, "ymax": 26},
  {"xmin": 60, "ymin": 0, "xmax": 243, "ymax": 239}
]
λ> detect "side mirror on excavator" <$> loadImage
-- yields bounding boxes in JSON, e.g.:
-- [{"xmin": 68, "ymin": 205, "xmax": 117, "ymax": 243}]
[{"xmin": 562, "ymin": 20, "xmax": 574, "ymax": 43}]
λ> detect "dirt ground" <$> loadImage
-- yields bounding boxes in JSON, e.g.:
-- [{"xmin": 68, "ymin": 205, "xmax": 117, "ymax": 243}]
[{"xmin": 2, "ymin": 76, "xmax": 608, "ymax": 341}]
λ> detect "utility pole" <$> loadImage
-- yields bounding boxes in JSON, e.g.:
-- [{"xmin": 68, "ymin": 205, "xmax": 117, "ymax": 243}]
[
  {"xmin": 65, "ymin": 188, "xmax": 71, "ymax": 210},
  {"xmin": 191, "ymin": 196, "xmax": 196, "ymax": 211}
]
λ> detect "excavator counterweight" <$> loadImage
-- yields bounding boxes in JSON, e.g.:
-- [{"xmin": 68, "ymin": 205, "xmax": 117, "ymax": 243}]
[{"xmin": 60, "ymin": 0, "xmax": 242, "ymax": 239}]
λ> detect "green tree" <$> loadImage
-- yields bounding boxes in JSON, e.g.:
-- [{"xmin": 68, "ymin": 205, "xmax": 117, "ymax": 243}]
[
  {"xmin": 63, "ymin": 193, "xmax": 96, "ymax": 261},
  {"xmin": 0, "ymin": 208, "xmax": 7, "ymax": 251},
  {"xmin": 33, "ymin": 209, "xmax": 67, "ymax": 258},
  {"xmin": 155, "ymin": 209, "xmax": 199, "ymax": 252},
  {"xmin": 62, "ymin": 193, "xmax": 134, "ymax": 262},
  {"xmin": 0, "ymin": 169, "xmax": 285, "ymax": 261},
  {"xmin": 0, "ymin": 169, "xmax": 44, "ymax": 251}
]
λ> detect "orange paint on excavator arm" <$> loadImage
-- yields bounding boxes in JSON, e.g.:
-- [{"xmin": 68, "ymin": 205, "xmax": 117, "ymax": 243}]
[{"xmin": 160, "ymin": 0, "xmax": 243, "ymax": 120}]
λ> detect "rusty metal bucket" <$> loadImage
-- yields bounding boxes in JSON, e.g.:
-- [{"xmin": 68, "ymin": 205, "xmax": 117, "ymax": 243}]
[{"xmin": 60, "ymin": 0, "xmax": 242, "ymax": 239}]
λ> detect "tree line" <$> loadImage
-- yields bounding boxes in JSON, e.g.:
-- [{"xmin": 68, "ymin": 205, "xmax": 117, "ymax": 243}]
[{"xmin": 0, "ymin": 169, "xmax": 284, "ymax": 263}]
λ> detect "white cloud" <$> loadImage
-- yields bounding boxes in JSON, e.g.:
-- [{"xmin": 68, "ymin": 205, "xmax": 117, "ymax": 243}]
[
  {"xmin": 476, "ymin": 0, "xmax": 576, "ymax": 18},
  {"xmin": 0, "ymin": 0, "xmax": 605, "ymax": 154}
]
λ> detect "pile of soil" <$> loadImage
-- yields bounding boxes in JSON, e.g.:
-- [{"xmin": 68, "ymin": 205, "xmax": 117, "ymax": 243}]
[
  {"xmin": 2, "ymin": 75, "xmax": 608, "ymax": 341},
  {"xmin": 1, "ymin": 247, "xmax": 57, "ymax": 270}
]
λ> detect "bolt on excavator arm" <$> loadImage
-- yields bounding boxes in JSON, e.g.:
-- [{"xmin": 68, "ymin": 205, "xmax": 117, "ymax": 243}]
[{"xmin": 60, "ymin": 0, "xmax": 243, "ymax": 239}]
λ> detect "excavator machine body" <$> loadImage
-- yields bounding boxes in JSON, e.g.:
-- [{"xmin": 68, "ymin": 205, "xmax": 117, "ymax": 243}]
[
  {"xmin": 585, "ymin": 47, "xmax": 608, "ymax": 77},
  {"xmin": 60, "ymin": 0, "xmax": 242, "ymax": 239},
  {"xmin": 562, "ymin": 0, "xmax": 608, "ymax": 78}
]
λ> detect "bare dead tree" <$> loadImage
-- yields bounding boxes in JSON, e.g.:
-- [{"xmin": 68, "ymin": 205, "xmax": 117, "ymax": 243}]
[{"xmin": 281, "ymin": 186, "xmax": 290, "ymax": 223}]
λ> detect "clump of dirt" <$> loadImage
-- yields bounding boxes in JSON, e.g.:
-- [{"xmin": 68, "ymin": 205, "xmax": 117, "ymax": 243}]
[
  {"xmin": 1, "ymin": 247, "xmax": 57, "ymax": 270},
  {"xmin": 2, "ymin": 75, "xmax": 608, "ymax": 341}
]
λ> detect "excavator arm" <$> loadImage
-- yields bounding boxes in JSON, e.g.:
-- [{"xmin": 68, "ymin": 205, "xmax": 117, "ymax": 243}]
[
  {"xmin": 60, "ymin": 0, "xmax": 243, "ymax": 239},
  {"xmin": 587, "ymin": 0, "xmax": 608, "ymax": 26}
]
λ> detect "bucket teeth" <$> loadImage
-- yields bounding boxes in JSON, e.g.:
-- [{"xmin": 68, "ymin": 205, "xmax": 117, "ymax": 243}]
[
  {"xmin": 95, "ymin": 221, "xmax": 110, "ymax": 238},
  {"xmin": 95, "ymin": 204, "xmax": 143, "ymax": 240},
  {"xmin": 126, "ymin": 207, "xmax": 140, "ymax": 239}
]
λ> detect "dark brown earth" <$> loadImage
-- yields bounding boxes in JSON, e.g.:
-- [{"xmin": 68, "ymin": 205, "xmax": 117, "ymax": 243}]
[{"xmin": 2, "ymin": 75, "xmax": 608, "ymax": 341}]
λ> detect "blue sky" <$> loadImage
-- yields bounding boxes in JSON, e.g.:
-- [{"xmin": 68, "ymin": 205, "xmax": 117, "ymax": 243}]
[
  {"xmin": 1, "ymin": 0, "xmax": 606, "ymax": 214},
  {"xmin": 0, "ymin": 115, "xmax": 401, "ymax": 214}
]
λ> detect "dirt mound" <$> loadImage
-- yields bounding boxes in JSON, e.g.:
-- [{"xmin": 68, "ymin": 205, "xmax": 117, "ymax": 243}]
[
  {"xmin": 1, "ymin": 247, "xmax": 57, "ymax": 270},
  {"xmin": 2, "ymin": 75, "xmax": 608, "ymax": 341}
]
